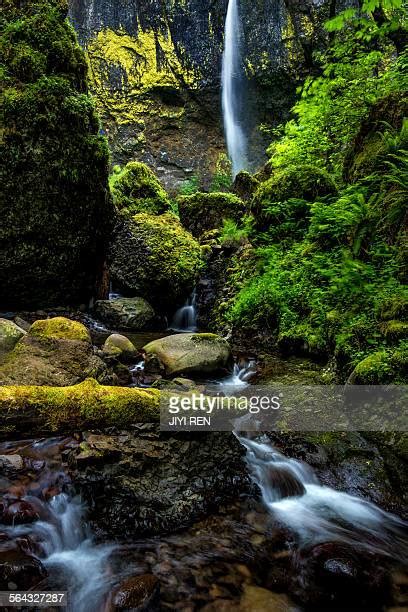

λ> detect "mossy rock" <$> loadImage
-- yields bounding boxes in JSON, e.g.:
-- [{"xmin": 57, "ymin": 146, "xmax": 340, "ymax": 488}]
[
  {"xmin": 109, "ymin": 213, "xmax": 202, "ymax": 312},
  {"xmin": 380, "ymin": 320, "xmax": 408, "ymax": 344},
  {"xmin": 0, "ymin": 379, "xmax": 160, "ymax": 438},
  {"xmin": 232, "ymin": 171, "xmax": 259, "ymax": 202},
  {"xmin": 94, "ymin": 297, "xmax": 156, "ymax": 330},
  {"xmin": 29, "ymin": 317, "xmax": 91, "ymax": 343},
  {"xmin": 349, "ymin": 344, "xmax": 408, "ymax": 384},
  {"xmin": 251, "ymin": 164, "xmax": 336, "ymax": 226},
  {"xmin": 177, "ymin": 192, "xmax": 245, "ymax": 238},
  {"xmin": 102, "ymin": 333, "xmax": 138, "ymax": 360},
  {"xmin": 0, "ymin": 0, "xmax": 114, "ymax": 310},
  {"xmin": 110, "ymin": 162, "xmax": 170, "ymax": 216},
  {"xmin": 343, "ymin": 92, "xmax": 408, "ymax": 183},
  {"xmin": 0, "ymin": 319, "xmax": 26, "ymax": 355},
  {"xmin": 0, "ymin": 317, "xmax": 110, "ymax": 387},
  {"xmin": 143, "ymin": 332, "xmax": 232, "ymax": 377}
]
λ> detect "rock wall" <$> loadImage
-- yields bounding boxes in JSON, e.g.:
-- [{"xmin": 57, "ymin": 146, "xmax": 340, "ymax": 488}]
[{"xmin": 68, "ymin": 0, "xmax": 355, "ymax": 189}]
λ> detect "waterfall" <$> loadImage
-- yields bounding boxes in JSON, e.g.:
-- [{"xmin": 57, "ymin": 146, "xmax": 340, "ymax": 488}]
[
  {"xmin": 169, "ymin": 290, "xmax": 197, "ymax": 332},
  {"xmin": 222, "ymin": 0, "xmax": 248, "ymax": 177},
  {"xmin": 237, "ymin": 435, "xmax": 408, "ymax": 561}
]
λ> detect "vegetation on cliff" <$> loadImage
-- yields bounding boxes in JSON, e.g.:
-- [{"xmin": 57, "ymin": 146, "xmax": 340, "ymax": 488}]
[
  {"xmin": 211, "ymin": 0, "xmax": 408, "ymax": 382},
  {"xmin": 0, "ymin": 0, "xmax": 113, "ymax": 309}
]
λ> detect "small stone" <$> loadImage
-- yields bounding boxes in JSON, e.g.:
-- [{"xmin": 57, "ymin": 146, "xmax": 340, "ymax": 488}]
[
  {"xmin": 240, "ymin": 585, "xmax": 298, "ymax": 611},
  {"xmin": 0, "ymin": 455, "xmax": 24, "ymax": 471},
  {"xmin": 108, "ymin": 574, "xmax": 159, "ymax": 610}
]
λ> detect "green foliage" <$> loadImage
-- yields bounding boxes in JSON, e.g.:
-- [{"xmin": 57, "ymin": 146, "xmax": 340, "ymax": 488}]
[
  {"xmin": 177, "ymin": 192, "xmax": 245, "ymax": 238},
  {"xmin": 219, "ymin": 216, "xmax": 254, "ymax": 248},
  {"xmin": 209, "ymin": 153, "xmax": 233, "ymax": 193},
  {"xmin": 179, "ymin": 175, "xmax": 200, "ymax": 196},
  {"xmin": 110, "ymin": 161, "xmax": 170, "ymax": 215}
]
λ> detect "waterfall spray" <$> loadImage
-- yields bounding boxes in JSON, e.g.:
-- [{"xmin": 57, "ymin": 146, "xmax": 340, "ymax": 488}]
[{"xmin": 222, "ymin": 0, "xmax": 248, "ymax": 177}]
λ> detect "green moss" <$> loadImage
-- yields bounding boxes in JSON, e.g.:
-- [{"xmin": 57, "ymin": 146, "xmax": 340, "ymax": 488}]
[
  {"xmin": 110, "ymin": 161, "xmax": 169, "ymax": 215},
  {"xmin": 352, "ymin": 342, "xmax": 408, "ymax": 384},
  {"xmin": 177, "ymin": 192, "xmax": 245, "ymax": 238},
  {"xmin": 29, "ymin": 317, "xmax": 91, "ymax": 343},
  {"xmin": 110, "ymin": 212, "xmax": 202, "ymax": 311},
  {"xmin": 380, "ymin": 320, "xmax": 408, "ymax": 343},
  {"xmin": 0, "ymin": 0, "xmax": 113, "ymax": 309},
  {"xmin": 0, "ymin": 378, "xmax": 161, "ymax": 436}
]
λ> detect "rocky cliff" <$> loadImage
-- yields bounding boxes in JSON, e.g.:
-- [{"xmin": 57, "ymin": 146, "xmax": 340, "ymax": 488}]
[{"xmin": 68, "ymin": 0, "xmax": 355, "ymax": 188}]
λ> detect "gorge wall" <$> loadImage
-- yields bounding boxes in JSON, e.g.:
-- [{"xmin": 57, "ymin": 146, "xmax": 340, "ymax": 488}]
[{"xmin": 68, "ymin": 0, "xmax": 355, "ymax": 189}]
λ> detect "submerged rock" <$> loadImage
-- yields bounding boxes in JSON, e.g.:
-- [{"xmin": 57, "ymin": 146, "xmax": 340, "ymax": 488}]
[
  {"xmin": 0, "ymin": 319, "xmax": 26, "ymax": 355},
  {"xmin": 240, "ymin": 585, "xmax": 298, "ymax": 612},
  {"xmin": 0, "ymin": 317, "xmax": 110, "ymax": 387},
  {"xmin": 109, "ymin": 213, "xmax": 202, "ymax": 313},
  {"xmin": 95, "ymin": 297, "xmax": 156, "ymax": 331},
  {"xmin": 0, "ymin": 547, "xmax": 47, "ymax": 590},
  {"xmin": 143, "ymin": 332, "xmax": 232, "ymax": 377},
  {"xmin": 108, "ymin": 574, "xmax": 160, "ymax": 611}
]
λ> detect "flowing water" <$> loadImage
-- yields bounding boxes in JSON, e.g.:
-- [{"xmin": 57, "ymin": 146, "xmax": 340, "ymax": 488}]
[
  {"xmin": 222, "ymin": 0, "xmax": 248, "ymax": 176},
  {"xmin": 169, "ymin": 291, "xmax": 198, "ymax": 332},
  {"xmin": 237, "ymin": 434, "xmax": 408, "ymax": 562}
]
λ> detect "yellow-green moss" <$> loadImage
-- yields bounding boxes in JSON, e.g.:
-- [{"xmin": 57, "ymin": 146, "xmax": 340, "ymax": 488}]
[
  {"xmin": 0, "ymin": 379, "xmax": 161, "ymax": 435},
  {"xmin": 29, "ymin": 317, "xmax": 91, "ymax": 343},
  {"xmin": 110, "ymin": 161, "xmax": 170, "ymax": 215}
]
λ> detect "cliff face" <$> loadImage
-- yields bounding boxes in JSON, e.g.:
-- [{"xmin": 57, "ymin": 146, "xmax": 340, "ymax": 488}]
[{"xmin": 68, "ymin": 0, "xmax": 354, "ymax": 188}]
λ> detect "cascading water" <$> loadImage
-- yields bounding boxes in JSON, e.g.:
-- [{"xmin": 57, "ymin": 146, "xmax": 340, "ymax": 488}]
[
  {"xmin": 237, "ymin": 434, "xmax": 408, "ymax": 562},
  {"xmin": 222, "ymin": 0, "xmax": 248, "ymax": 176},
  {"xmin": 169, "ymin": 290, "xmax": 198, "ymax": 332}
]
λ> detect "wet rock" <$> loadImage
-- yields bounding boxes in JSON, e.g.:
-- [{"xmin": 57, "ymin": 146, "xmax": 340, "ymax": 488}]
[
  {"xmin": 0, "ymin": 317, "xmax": 112, "ymax": 386},
  {"xmin": 0, "ymin": 319, "xmax": 26, "ymax": 355},
  {"xmin": 14, "ymin": 317, "xmax": 31, "ymax": 332},
  {"xmin": 102, "ymin": 333, "xmax": 138, "ymax": 361},
  {"xmin": 143, "ymin": 333, "xmax": 232, "ymax": 377},
  {"xmin": 0, "ymin": 454, "xmax": 24, "ymax": 473},
  {"xmin": 294, "ymin": 542, "xmax": 391, "ymax": 608},
  {"xmin": 69, "ymin": 426, "xmax": 249, "ymax": 536},
  {"xmin": 240, "ymin": 585, "xmax": 298, "ymax": 611},
  {"xmin": 108, "ymin": 574, "xmax": 159, "ymax": 611},
  {"xmin": 95, "ymin": 298, "xmax": 156, "ymax": 331},
  {"xmin": 0, "ymin": 548, "xmax": 47, "ymax": 590},
  {"xmin": 0, "ymin": 499, "xmax": 41, "ymax": 525},
  {"xmin": 73, "ymin": 434, "xmax": 122, "ymax": 467},
  {"xmin": 263, "ymin": 467, "xmax": 306, "ymax": 500}
]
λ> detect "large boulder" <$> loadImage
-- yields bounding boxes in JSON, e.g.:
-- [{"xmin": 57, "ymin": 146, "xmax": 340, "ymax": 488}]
[
  {"xmin": 0, "ymin": 317, "xmax": 110, "ymax": 386},
  {"xmin": 143, "ymin": 332, "xmax": 232, "ymax": 377},
  {"xmin": 177, "ymin": 192, "xmax": 245, "ymax": 238},
  {"xmin": 0, "ymin": 0, "xmax": 113, "ymax": 310},
  {"xmin": 109, "ymin": 213, "xmax": 202, "ymax": 312},
  {"xmin": 94, "ymin": 297, "xmax": 156, "ymax": 330},
  {"xmin": 0, "ymin": 319, "xmax": 26, "ymax": 355},
  {"xmin": 110, "ymin": 161, "xmax": 170, "ymax": 215}
]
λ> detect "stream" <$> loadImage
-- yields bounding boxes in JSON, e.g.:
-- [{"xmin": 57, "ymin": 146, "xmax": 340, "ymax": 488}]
[{"xmin": 0, "ymin": 320, "xmax": 407, "ymax": 610}]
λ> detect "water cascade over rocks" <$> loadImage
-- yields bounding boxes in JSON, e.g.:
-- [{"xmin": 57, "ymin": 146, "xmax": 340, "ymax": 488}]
[
  {"xmin": 222, "ymin": 0, "xmax": 248, "ymax": 176},
  {"xmin": 169, "ymin": 290, "xmax": 198, "ymax": 332},
  {"xmin": 237, "ymin": 435, "xmax": 408, "ymax": 561}
]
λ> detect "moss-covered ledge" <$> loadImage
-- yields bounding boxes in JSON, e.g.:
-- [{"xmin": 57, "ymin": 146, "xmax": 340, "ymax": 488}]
[{"xmin": 0, "ymin": 379, "xmax": 161, "ymax": 439}]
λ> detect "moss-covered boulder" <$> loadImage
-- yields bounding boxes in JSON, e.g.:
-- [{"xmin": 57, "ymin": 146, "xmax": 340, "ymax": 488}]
[
  {"xmin": 0, "ymin": 0, "xmax": 114, "ymax": 310},
  {"xmin": 343, "ymin": 93, "xmax": 408, "ymax": 183},
  {"xmin": 102, "ymin": 333, "xmax": 138, "ymax": 361},
  {"xmin": 232, "ymin": 171, "xmax": 260, "ymax": 202},
  {"xmin": 0, "ymin": 319, "xmax": 26, "ymax": 355},
  {"xmin": 110, "ymin": 162, "xmax": 170, "ymax": 215},
  {"xmin": 109, "ymin": 213, "xmax": 202, "ymax": 312},
  {"xmin": 95, "ymin": 297, "xmax": 156, "ymax": 330},
  {"xmin": 0, "ymin": 317, "xmax": 110, "ymax": 386},
  {"xmin": 177, "ymin": 192, "xmax": 245, "ymax": 238},
  {"xmin": 0, "ymin": 379, "xmax": 160, "ymax": 438},
  {"xmin": 143, "ymin": 333, "xmax": 232, "ymax": 377},
  {"xmin": 348, "ymin": 343, "xmax": 408, "ymax": 384},
  {"xmin": 251, "ymin": 164, "xmax": 336, "ymax": 224}
]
